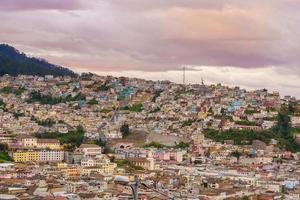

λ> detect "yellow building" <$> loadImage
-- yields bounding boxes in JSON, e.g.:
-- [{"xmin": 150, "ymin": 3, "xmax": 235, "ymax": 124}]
[
  {"xmin": 61, "ymin": 166, "xmax": 80, "ymax": 178},
  {"xmin": 57, "ymin": 162, "xmax": 68, "ymax": 168},
  {"xmin": 198, "ymin": 111, "xmax": 207, "ymax": 120},
  {"xmin": 81, "ymin": 163, "xmax": 116, "ymax": 176},
  {"xmin": 101, "ymin": 163, "xmax": 117, "ymax": 175},
  {"xmin": 81, "ymin": 167, "xmax": 103, "ymax": 176},
  {"xmin": 13, "ymin": 151, "xmax": 38, "ymax": 162}
]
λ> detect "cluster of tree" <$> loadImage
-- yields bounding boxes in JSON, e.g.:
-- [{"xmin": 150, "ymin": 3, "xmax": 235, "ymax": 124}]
[
  {"xmin": 34, "ymin": 126, "xmax": 84, "ymax": 150},
  {"xmin": 87, "ymin": 139, "xmax": 106, "ymax": 147},
  {"xmin": 288, "ymin": 102, "xmax": 300, "ymax": 116},
  {"xmin": 80, "ymin": 72, "xmax": 94, "ymax": 80},
  {"xmin": 244, "ymin": 109, "xmax": 260, "ymax": 115},
  {"xmin": 230, "ymin": 151, "xmax": 242, "ymax": 161},
  {"xmin": 0, "ymin": 86, "xmax": 13, "ymax": 94},
  {"xmin": 120, "ymin": 123, "xmax": 130, "ymax": 138},
  {"xmin": 204, "ymin": 104, "xmax": 300, "ymax": 152},
  {"xmin": 235, "ymin": 120, "xmax": 258, "ymax": 126},
  {"xmin": 33, "ymin": 118, "xmax": 56, "ymax": 127},
  {"xmin": 87, "ymin": 139, "xmax": 114, "ymax": 154},
  {"xmin": 95, "ymin": 84, "xmax": 109, "ymax": 92},
  {"xmin": 27, "ymin": 91, "xmax": 86, "ymax": 105},
  {"xmin": 174, "ymin": 141, "xmax": 190, "ymax": 149},
  {"xmin": 87, "ymin": 98, "xmax": 99, "ymax": 105},
  {"xmin": 0, "ymin": 99, "xmax": 25, "ymax": 118},
  {"xmin": 12, "ymin": 111, "xmax": 25, "ymax": 119},
  {"xmin": 272, "ymin": 104, "xmax": 300, "ymax": 152},
  {"xmin": 144, "ymin": 141, "xmax": 165, "ymax": 149},
  {"xmin": 144, "ymin": 141, "xmax": 190, "ymax": 149},
  {"xmin": 0, "ymin": 86, "xmax": 26, "ymax": 96},
  {"xmin": 181, "ymin": 118, "xmax": 197, "ymax": 128},
  {"xmin": 204, "ymin": 128, "xmax": 273, "ymax": 145},
  {"xmin": 0, "ymin": 44, "xmax": 76, "ymax": 77},
  {"xmin": 0, "ymin": 144, "xmax": 11, "ymax": 163},
  {"xmin": 262, "ymin": 116, "xmax": 277, "ymax": 121},
  {"xmin": 0, "ymin": 99, "xmax": 5, "ymax": 108},
  {"xmin": 112, "ymin": 159, "xmax": 144, "ymax": 172},
  {"xmin": 121, "ymin": 103, "xmax": 143, "ymax": 112},
  {"xmin": 151, "ymin": 89, "xmax": 163, "ymax": 102},
  {"xmin": 130, "ymin": 103, "xmax": 143, "ymax": 112}
]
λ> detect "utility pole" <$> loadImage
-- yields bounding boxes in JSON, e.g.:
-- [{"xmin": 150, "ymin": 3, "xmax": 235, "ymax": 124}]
[{"xmin": 133, "ymin": 175, "xmax": 139, "ymax": 200}]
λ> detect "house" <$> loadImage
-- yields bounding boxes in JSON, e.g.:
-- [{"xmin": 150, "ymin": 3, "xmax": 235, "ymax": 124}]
[
  {"xmin": 0, "ymin": 163, "xmax": 15, "ymax": 171},
  {"xmin": 291, "ymin": 116, "xmax": 300, "ymax": 128},
  {"xmin": 21, "ymin": 136, "xmax": 37, "ymax": 148},
  {"xmin": 60, "ymin": 165, "xmax": 80, "ymax": 178}
]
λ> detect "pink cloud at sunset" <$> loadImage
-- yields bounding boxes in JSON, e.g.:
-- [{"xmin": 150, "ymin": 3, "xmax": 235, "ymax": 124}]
[{"xmin": 0, "ymin": 0, "xmax": 299, "ymax": 96}]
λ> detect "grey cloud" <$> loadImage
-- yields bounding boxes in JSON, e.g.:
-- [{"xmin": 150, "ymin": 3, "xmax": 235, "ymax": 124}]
[
  {"xmin": 0, "ymin": 0, "xmax": 299, "ymax": 75},
  {"xmin": 0, "ymin": 0, "xmax": 86, "ymax": 11}
]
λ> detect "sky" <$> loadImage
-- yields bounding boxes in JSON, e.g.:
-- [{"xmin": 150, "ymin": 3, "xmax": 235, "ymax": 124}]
[{"xmin": 0, "ymin": 0, "xmax": 300, "ymax": 97}]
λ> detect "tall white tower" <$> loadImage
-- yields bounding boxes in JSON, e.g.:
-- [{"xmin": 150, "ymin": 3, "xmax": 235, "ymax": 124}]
[{"xmin": 183, "ymin": 65, "xmax": 186, "ymax": 84}]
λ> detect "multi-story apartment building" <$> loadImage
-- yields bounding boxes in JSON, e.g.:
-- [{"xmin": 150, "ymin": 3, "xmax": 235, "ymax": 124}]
[
  {"xmin": 12, "ymin": 150, "xmax": 64, "ymax": 162},
  {"xmin": 59, "ymin": 165, "xmax": 80, "ymax": 178},
  {"xmin": 80, "ymin": 156, "xmax": 117, "ymax": 176},
  {"xmin": 13, "ymin": 150, "xmax": 38, "ymax": 162},
  {"xmin": 38, "ymin": 150, "xmax": 64, "ymax": 162}
]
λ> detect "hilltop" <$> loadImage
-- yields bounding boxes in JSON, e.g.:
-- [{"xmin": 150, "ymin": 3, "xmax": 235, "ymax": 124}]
[{"xmin": 0, "ymin": 44, "xmax": 76, "ymax": 77}]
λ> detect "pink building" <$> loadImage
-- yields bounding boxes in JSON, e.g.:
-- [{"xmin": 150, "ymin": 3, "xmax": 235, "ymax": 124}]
[{"xmin": 153, "ymin": 150, "xmax": 183, "ymax": 163}]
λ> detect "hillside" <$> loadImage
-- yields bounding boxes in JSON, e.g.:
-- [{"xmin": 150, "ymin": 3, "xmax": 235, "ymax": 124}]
[{"xmin": 0, "ymin": 44, "xmax": 76, "ymax": 77}]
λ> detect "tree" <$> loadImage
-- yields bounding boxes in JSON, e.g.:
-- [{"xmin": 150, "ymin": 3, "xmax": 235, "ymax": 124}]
[
  {"xmin": 35, "ymin": 118, "xmax": 56, "ymax": 127},
  {"xmin": 288, "ymin": 102, "xmax": 296, "ymax": 114},
  {"xmin": 87, "ymin": 98, "xmax": 98, "ymax": 105},
  {"xmin": 0, "ymin": 144, "xmax": 8, "ymax": 152},
  {"xmin": 231, "ymin": 151, "xmax": 242, "ymax": 162},
  {"xmin": 276, "ymin": 106, "xmax": 291, "ymax": 138},
  {"xmin": 0, "ymin": 99, "xmax": 5, "ymax": 108},
  {"xmin": 27, "ymin": 91, "xmax": 86, "ymax": 105},
  {"xmin": 96, "ymin": 84, "xmax": 109, "ymax": 92},
  {"xmin": 35, "ymin": 126, "xmax": 85, "ymax": 150},
  {"xmin": 120, "ymin": 123, "xmax": 130, "ymax": 138},
  {"xmin": 129, "ymin": 103, "xmax": 143, "ymax": 112},
  {"xmin": 0, "ymin": 44, "xmax": 76, "ymax": 77},
  {"xmin": 0, "ymin": 144, "xmax": 11, "ymax": 162},
  {"xmin": 103, "ymin": 146, "xmax": 114, "ymax": 154},
  {"xmin": 174, "ymin": 142, "xmax": 190, "ymax": 149},
  {"xmin": 144, "ymin": 142, "xmax": 165, "ymax": 149}
]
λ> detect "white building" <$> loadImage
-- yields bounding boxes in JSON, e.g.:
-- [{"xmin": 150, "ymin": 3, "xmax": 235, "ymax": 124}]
[
  {"xmin": 21, "ymin": 137, "xmax": 37, "ymax": 148},
  {"xmin": 0, "ymin": 163, "xmax": 15, "ymax": 171},
  {"xmin": 291, "ymin": 116, "xmax": 300, "ymax": 128},
  {"xmin": 38, "ymin": 150, "xmax": 64, "ymax": 162},
  {"xmin": 77, "ymin": 144, "xmax": 102, "ymax": 157}
]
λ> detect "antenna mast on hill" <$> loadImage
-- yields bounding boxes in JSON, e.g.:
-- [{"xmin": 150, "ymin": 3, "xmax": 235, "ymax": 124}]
[{"xmin": 183, "ymin": 65, "xmax": 186, "ymax": 85}]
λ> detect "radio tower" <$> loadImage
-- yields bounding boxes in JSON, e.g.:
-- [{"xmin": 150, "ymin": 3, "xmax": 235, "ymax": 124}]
[{"xmin": 183, "ymin": 65, "xmax": 186, "ymax": 85}]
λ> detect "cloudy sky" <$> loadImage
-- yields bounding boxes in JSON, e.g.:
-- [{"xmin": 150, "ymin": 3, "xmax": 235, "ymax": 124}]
[{"xmin": 1, "ymin": 0, "xmax": 299, "ymax": 97}]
